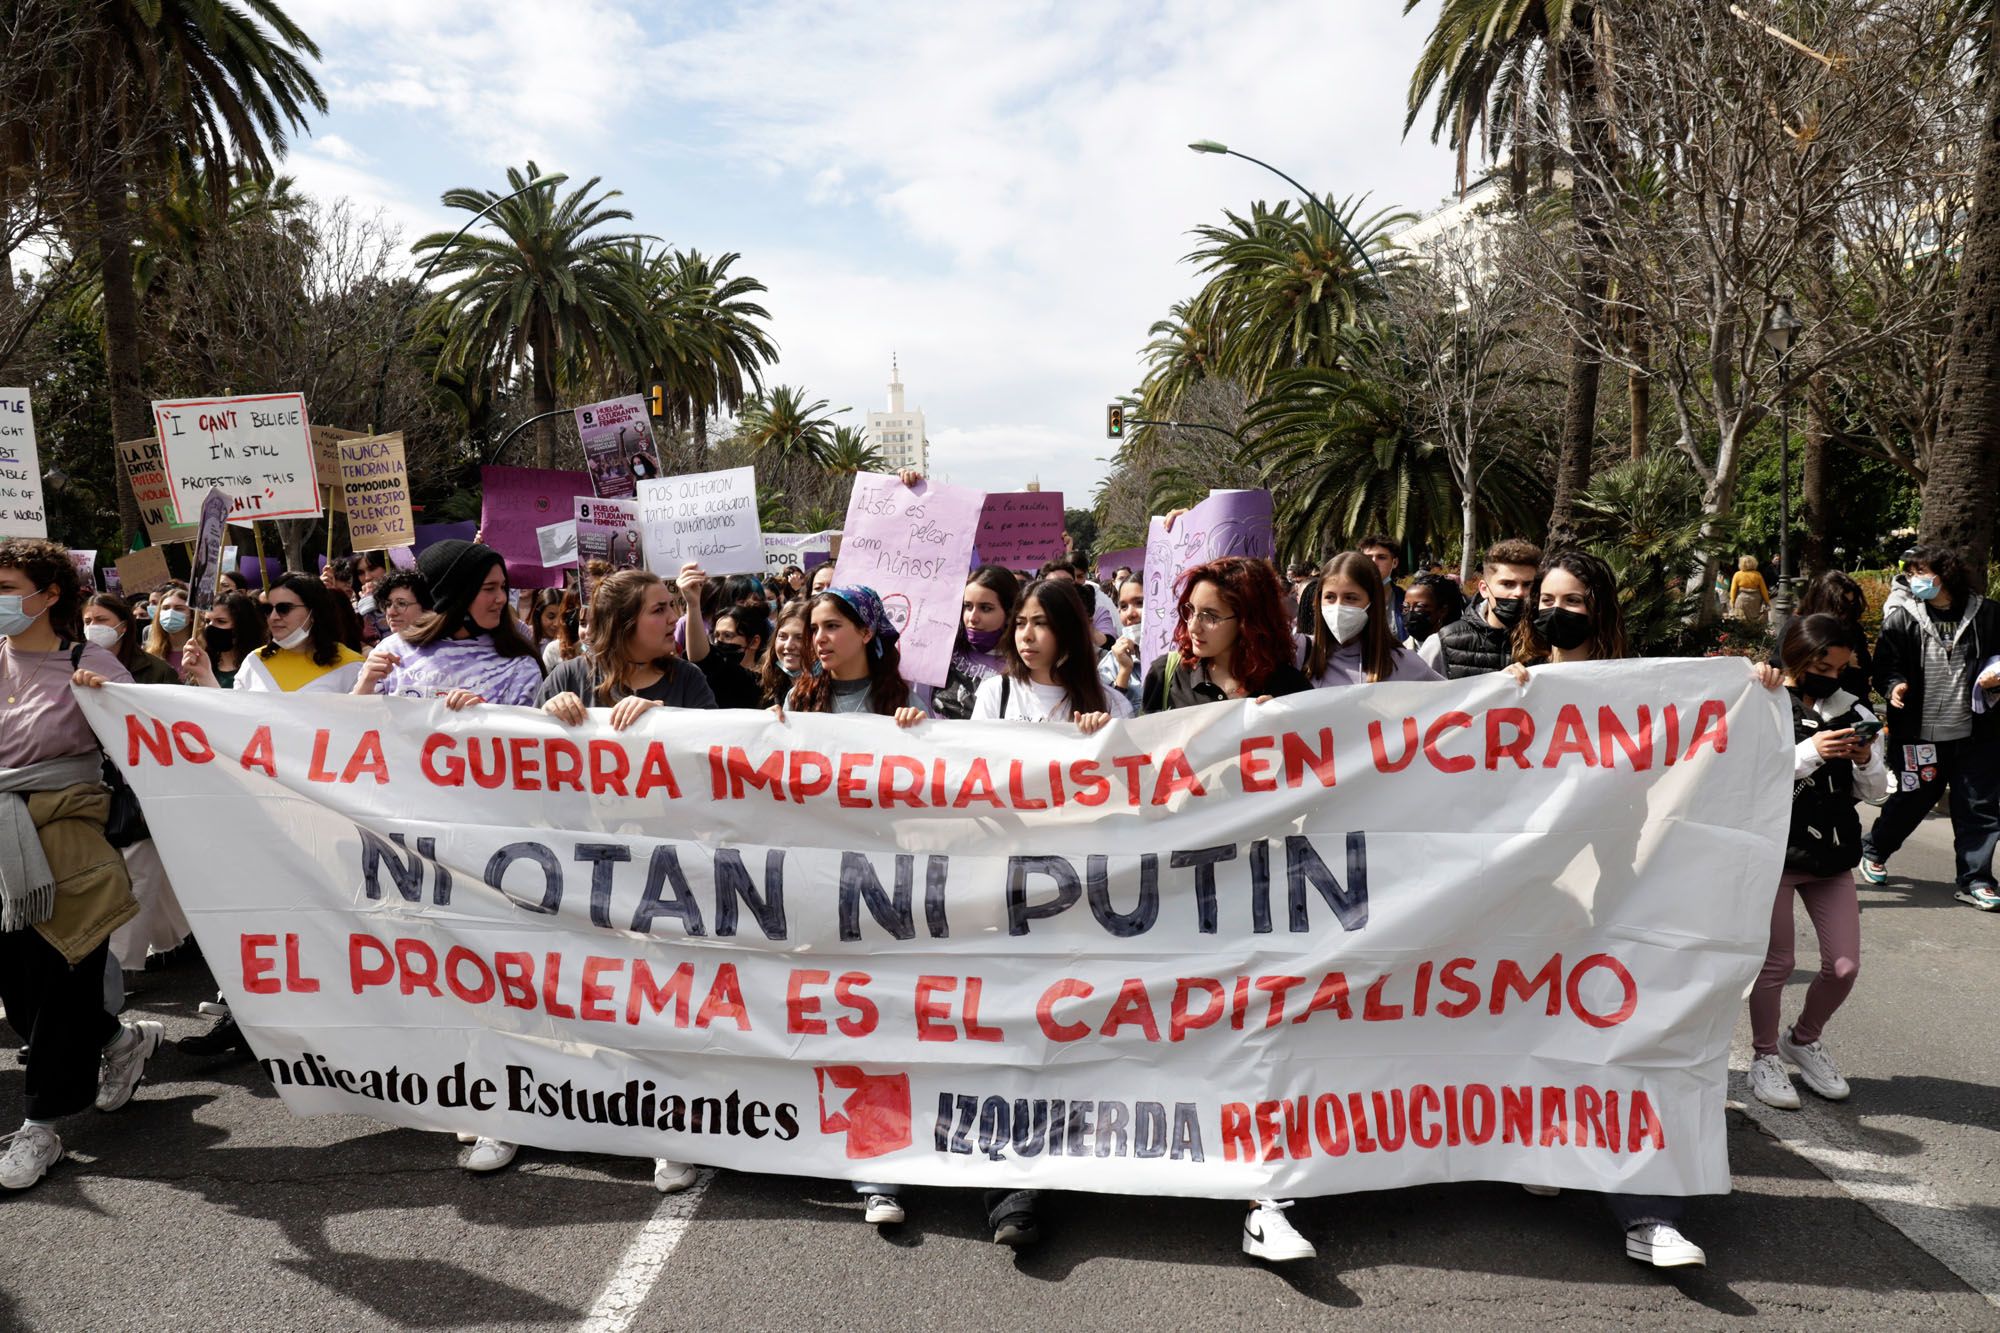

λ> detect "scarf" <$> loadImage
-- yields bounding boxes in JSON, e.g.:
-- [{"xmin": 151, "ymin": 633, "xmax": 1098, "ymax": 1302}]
[{"xmin": 0, "ymin": 753, "xmax": 106, "ymax": 931}]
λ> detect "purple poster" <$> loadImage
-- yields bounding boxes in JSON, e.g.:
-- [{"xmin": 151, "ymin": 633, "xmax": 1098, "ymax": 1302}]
[
  {"xmin": 414, "ymin": 521, "xmax": 477, "ymax": 553},
  {"xmin": 974, "ymin": 491, "xmax": 1066, "ymax": 569},
  {"xmin": 480, "ymin": 465, "xmax": 590, "ymax": 590},
  {"xmin": 575, "ymin": 396, "xmax": 662, "ymax": 500},
  {"xmin": 575, "ymin": 496, "xmax": 643, "ymax": 570},
  {"xmin": 1138, "ymin": 488, "xmax": 1275, "ymax": 671},
  {"xmin": 1096, "ymin": 546, "xmax": 1144, "ymax": 582},
  {"xmin": 831, "ymin": 471, "xmax": 981, "ymax": 688}
]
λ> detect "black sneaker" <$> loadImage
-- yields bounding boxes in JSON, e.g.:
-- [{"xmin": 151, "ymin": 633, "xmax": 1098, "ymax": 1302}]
[
  {"xmin": 992, "ymin": 1211, "xmax": 1040, "ymax": 1247},
  {"xmin": 179, "ymin": 1015, "xmax": 248, "ymax": 1059}
]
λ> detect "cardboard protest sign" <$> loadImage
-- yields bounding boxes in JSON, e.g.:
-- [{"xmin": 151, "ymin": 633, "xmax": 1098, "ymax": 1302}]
[
  {"xmin": 114, "ymin": 437, "xmax": 199, "ymax": 545},
  {"xmin": 153, "ymin": 392, "xmax": 320, "ymax": 524},
  {"xmin": 113, "ymin": 546, "xmax": 172, "ymax": 597},
  {"xmin": 339, "ymin": 432, "xmax": 415, "ymax": 552},
  {"xmin": 575, "ymin": 396, "xmax": 663, "ymax": 500},
  {"xmin": 1140, "ymin": 489, "xmax": 1274, "ymax": 671},
  {"xmin": 312, "ymin": 425, "xmax": 367, "ymax": 513},
  {"xmin": 832, "ymin": 472, "xmax": 981, "ymax": 687},
  {"xmin": 0, "ymin": 389, "xmax": 46, "ymax": 538},
  {"xmin": 479, "ymin": 465, "xmax": 589, "ymax": 590},
  {"xmin": 187, "ymin": 489, "xmax": 233, "ymax": 611},
  {"xmin": 637, "ymin": 466, "xmax": 764, "ymax": 576},
  {"xmin": 975, "ymin": 491, "xmax": 1066, "ymax": 568},
  {"xmin": 536, "ymin": 520, "xmax": 578, "ymax": 569},
  {"xmin": 574, "ymin": 497, "xmax": 643, "ymax": 570}
]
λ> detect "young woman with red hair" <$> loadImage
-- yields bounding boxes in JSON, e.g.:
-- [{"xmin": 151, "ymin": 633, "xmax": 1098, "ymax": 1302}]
[{"xmin": 1140, "ymin": 556, "xmax": 1309, "ymax": 713}]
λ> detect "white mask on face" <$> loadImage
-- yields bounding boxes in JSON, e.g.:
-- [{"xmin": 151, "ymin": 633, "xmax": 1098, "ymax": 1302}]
[
  {"xmin": 84, "ymin": 623, "xmax": 123, "ymax": 650},
  {"xmin": 274, "ymin": 619, "xmax": 312, "ymax": 651},
  {"xmin": 1321, "ymin": 603, "xmax": 1370, "ymax": 644}
]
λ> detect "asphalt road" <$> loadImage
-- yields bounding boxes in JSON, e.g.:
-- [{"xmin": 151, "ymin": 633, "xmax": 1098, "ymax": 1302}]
[{"xmin": 1, "ymin": 810, "xmax": 1995, "ymax": 1331}]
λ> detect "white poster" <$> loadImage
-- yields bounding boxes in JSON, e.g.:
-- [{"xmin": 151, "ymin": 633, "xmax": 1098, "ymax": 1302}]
[
  {"xmin": 82, "ymin": 660, "xmax": 1789, "ymax": 1199},
  {"xmin": 153, "ymin": 392, "xmax": 322, "ymax": 524},
  {"xmin": 637, "ymin": 466, "xmax": 764, "ymax": 576},
  {"xmin": 0, "ymin": 388, "xmax": 47, "ymax": 538},
  {"xmin": 536, "ymin": 520, "xmax": 579, "ymax": 569}
]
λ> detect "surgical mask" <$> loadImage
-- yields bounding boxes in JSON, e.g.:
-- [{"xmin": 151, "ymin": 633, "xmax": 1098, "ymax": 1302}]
[
  {"xmin": 0, "ymin": 593, "xmax": 41, "ymax": 638},
  {"xmin": 1403, "ymin": 609, "xmax": 1437, "ymax": 642},
  {"xmin": 84, "ymin": 623, "xmax": 123, "ymax": 650},
  {"xmin": 158, "ymin": 609, "xmax": 190, "ymax": 634},
  {"xmin": 1321, "ymin": 603, "xmax": 1369, "ymax": 644},
  {"xmin": 1533, "ymin": 606, "xmax": 1592, "ymax": 651},
  {"xmin": 274, "ymin": 620, "xmax": 312, "ymax": 651},
  {"xmin": 1797, "ymin": 672, "xmax": 1840, "ymax": 700},
  {"xmin": 1119, "ymin": 622, "xmax": 1143, "ymax": 642},
  {"xmin": 1488, "ymin": 596, "xmax": 1526, "ymax": 627},
  {"xmin": 1909, "ymin": 575, "xmax": 1939, "ymax": 602},
  {"xmin": 355, "ymin": 595, "xmax": 377, "ymax": 617}
]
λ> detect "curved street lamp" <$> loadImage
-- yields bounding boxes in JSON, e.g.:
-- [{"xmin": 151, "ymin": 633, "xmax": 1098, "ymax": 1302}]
[{"xmin": 1188, "ymin": 139, "xmax": 1381, "ymax": 282}]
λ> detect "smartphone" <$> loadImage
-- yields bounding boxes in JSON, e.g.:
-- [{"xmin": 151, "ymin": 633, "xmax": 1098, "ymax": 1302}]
[{"xmin": 1849, "ymin": 719, "xmax": 1883, "ymax": 742}]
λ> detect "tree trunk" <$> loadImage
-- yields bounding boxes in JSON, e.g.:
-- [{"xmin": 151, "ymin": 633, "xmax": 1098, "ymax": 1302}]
[
  {"xmin": 693, "ymin": 410, "xmax": 709, "ymax": 467},
  {"xmin": 1802, "ymin": 375, "xmax": 1832, "ymax": 574},
  {"xmin": 1459, "ymin": 488, "xmax": 1478, "ymax": 585},
  {"xmin": 1546, "ymin": 24, "xmax": 1610, "ymax": 548},
  {"xmin": 92, "ymin": 166, "xmax": 146, "ymax": 548},
  {"xmin": 531, "ymin": 321, "xmax": 557, "ymax": 470},
  {"xmin": 1628, "ymin": 322, "xmax": 1650, "ymax": 461},
  {"xmin": 1920, "ymin": 6, "xmax": 2000, "ymax": 580}
]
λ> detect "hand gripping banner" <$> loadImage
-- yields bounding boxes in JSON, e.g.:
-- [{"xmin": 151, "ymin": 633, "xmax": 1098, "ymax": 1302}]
[{"xmin": 79, "ymin": 659, "xmax": 1789, "ymax": 1199}]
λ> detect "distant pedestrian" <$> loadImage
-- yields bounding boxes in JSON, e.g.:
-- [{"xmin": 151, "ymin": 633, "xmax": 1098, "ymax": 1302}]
[{"xmin": 1729, "ymin": 555, "xmax": 1771, "ymax": 625}]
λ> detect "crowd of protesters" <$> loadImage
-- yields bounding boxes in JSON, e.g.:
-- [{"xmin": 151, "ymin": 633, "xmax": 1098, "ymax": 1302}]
[{"xmin": 2, "ymin": 501, "xmax": 1996, "ymax": 1275}]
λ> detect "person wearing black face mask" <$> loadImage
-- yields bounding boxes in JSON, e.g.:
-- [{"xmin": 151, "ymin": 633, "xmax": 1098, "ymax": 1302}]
[
  {"xmin": 1768, "ymin": 570, "xmax": 1873, "ymax": 705},
  {"xmin": 697, "ymin": 605, "xmax": 771, "ymax": 708},
  {"xmin": 1401, "ymin": 572, "xmax": 1464, "ymax": 652},
  {"xmin": 1418, "ymin": 538, "xmax": 1542, "ymax": 679}
]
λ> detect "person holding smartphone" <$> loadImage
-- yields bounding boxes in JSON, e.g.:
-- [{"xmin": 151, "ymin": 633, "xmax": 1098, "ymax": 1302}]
[{"xmin": 1748, "ymin": 614, "xmax": 1889, "ymax": 1112}]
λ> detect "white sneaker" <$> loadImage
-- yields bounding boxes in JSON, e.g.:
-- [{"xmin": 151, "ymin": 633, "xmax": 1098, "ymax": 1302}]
[
  {"xmin": 863, "ymin": 1192, "xmax": 904, "ymax": 1224},
  {"xmin": 462, "ymin": 1137, "xmax": 518, "ymax": 1172},
  {"xmin": 0, "ymin": 1124, "xmax": 62, "ymax": 1190},
  {"xmin": 95, "ymin": 1020, "xmax": 163, "ymax": 1112},
  {"xmin": 454, "ymin": 1132, "xmax": 480, "ymax": 1144},
  {"xmin": 1749, "ymin": 1053, "xmax": 1802, "ymax": 1109},
  {"xmin": 1242, "ymin": 1199, "xmax": 1317, "ymax": 1262},
  {"xmin": 653, "ymin": 1159, "xmax": 697, "ymax": 1193},
  {"xmin": 1779, "ymin": 1029, "xmax": 1850, "ymax": 1100},
  {"xmin": 1626, "ymin": 1222, "xmax": 1706, "ymax": 1267}
]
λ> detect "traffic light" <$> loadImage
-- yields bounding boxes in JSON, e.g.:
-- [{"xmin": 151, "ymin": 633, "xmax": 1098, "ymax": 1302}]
[
  {"xmin": 648, "ymin": 381, "xmax": 667, "ymax": 422},
  {"xmin": 1106, "ymin": 404, "xmax": 1124, "ymax": 439}
]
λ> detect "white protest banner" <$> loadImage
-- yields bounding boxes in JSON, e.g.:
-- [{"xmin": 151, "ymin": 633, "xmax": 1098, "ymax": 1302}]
[
  {"xmin": 574, "ymin": 497, "xmax": 642, "ymax": 570},
  {"xmin": 115, "ymin": 436, "xmax": 200, "ymax": 544},
  {"xmin": 833, "ymin": 472, "xmax": 982, "ymax": 687},
  {"xmin": 1140, "ymin": 489, "xmax": 1275, "ymax": 671},
  {"xmin": 0, "ymin": 388, "xmax": 47, "ymax": 538},
  {"xmin": 536, "ymin": 520, "xmax": 578, "ymax": 569},
  {"xmin": 81, "ymin": 659, "xmax": 1787, "ymax": 1198},
  {"xmin": 339, "ymin": 432, "xmax": 415, "ymax": 551},
  {"xmin": 637, "ymin": 466, "xmax": 764, "ymax": 576},
  {"xmin": 153, "ymin": 392, "xmax": 321, "ymax": 524},
  {"xmin": 762, "ymin": 531, "xmax": 836, "ymax": 576}
]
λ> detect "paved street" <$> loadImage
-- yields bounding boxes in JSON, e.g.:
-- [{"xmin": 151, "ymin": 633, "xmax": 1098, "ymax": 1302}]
[{"xmin": 2, "ymin": 810, "xmax": 1996, "ymax": 1331}]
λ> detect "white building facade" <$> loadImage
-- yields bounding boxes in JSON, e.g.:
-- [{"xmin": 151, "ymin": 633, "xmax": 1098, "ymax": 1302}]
[{"xmin": 864, "ymin": 356, "xmax": 928, "ymax": 473}]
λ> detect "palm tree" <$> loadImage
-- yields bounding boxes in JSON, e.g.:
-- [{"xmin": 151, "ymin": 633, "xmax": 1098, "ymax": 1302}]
[
  {"xmin": 640, "ymin": 248, "xmax": 778, "ymax": 463},
  {"xmin": 415, "ymin": 163, "xmax": 656, "ymax": 468},
  {"xmin": 739, "ymin": 385, "xmax": 839, "ymax": 468},
  {"xmin": 1406, "ymin": 0, "xmax": 1611, "ymax": 547},
  {"xmin": 2, "ymin": 0, "xmax": 325, "ymax": 542},
  {"xmin": 822, "ymin": 425, "xmax": 885, "ymax": 476}
]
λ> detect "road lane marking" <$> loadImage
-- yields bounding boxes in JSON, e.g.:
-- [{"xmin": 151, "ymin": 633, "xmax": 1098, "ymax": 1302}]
[{"xmin": 578, "ymin": 1169, "xmax": 714, "ymax": 1333}]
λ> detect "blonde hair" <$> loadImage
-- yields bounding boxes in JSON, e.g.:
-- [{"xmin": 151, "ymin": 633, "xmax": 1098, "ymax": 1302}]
[{"xmin": 1738, "ymin": 554, "xmax": 1758, "ymax": 572}]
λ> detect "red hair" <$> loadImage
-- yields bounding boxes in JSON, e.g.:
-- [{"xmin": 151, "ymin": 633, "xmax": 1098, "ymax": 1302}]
[{"xmin": 1172, "ymin": 556, "xmax": 1292, "ymax": 691}]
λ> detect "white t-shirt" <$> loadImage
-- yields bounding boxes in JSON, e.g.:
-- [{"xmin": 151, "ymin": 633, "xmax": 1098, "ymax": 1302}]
[{"xmin": 970, "ymin": 673, "xmax": 1135, "ymax": 723}]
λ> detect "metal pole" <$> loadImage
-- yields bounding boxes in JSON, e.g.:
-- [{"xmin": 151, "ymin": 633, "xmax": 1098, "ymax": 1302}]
[
  {"xmin": 486, "ymin": 407, "xmax": 575, "ymax": 466},
  {"xmin": 1779, "ymin": 397, "xmax": 1792, "ymax": 591}
]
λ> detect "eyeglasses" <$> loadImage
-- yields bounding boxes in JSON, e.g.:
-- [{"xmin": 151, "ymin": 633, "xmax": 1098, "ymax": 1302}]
[
  {"xmin": 1178, "ymin": 607, "xmax": 1237, "ymax": 630},
  {"xmin": 265, "ymin": 602, "xmax": 305, "ymax": 618}
]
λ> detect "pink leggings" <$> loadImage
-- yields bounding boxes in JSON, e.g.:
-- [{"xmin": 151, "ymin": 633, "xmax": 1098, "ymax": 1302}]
[{"xmin": 1750, "ymin": 870, "xmax": 1861, "ymax": 1056}]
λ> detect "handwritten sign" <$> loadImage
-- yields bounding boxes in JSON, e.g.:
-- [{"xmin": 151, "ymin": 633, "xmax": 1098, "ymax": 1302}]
[
  {"xmin": 113, "ymin": 546, "xmax": 172, "ymax": 598},
  {"xmin": 312, "ymin": 425, "xmax": 366, "ymax": 513},
  {"xmin": 574, "ymin": 497, "xmax": 643, "ymax": 570},
  {"xmin": 0, "ymin": 388, "xmax": 46, "ymax": 538},
  {"xmin": 1139, "ymin": 488, "xmax": 1275, "ymax": 671},
  {"xmin": 479, "ymin": 465, "xmax": 588, "ymax": 591},
  {"xmin": 339, "ymin": 431, "xmax": 415, "ymax": 551},
  {"xmin": 832, "ymin": 472, "xmax": 982, "ymax": 687},
  {"xmin": 153, "ymin": 392, "xmax": 320, "ymax": 524},
  {"xmin": 974, "ymin": 490, "xmax": 1066, "ymax": 568},
  {"xmin": 575, "ymin": 395, "xmax": 663, "ymax": 500},
  {"xmin": 637, "ymin": 466, "xmax": 764, "ymax": 576},
  {"xmin": 115, "ymin": 436, "xmax": 200, "ymax": 544}
]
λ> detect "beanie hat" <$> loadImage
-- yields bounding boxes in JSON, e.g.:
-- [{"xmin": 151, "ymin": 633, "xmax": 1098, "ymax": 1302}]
[{"xmin": 416, "ymin": 540, "xmax": 504, "ymax": 621}]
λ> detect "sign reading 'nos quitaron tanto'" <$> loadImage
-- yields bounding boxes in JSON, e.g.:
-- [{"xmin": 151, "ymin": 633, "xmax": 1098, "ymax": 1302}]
[{"xmin": 79, "ymin": 659, "xmax": 1788, "ymax": 1198}]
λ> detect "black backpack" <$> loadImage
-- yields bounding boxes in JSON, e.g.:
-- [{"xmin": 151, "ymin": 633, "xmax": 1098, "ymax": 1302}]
[{"xmin": 1786, "ymin": 692, "xmax": 1865, "ymax": 877}]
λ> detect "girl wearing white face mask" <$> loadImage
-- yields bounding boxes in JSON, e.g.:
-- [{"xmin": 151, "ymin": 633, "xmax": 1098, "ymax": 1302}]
[
  {"xmin": 230, "ymin": 573, "xmax": 365, "ymax": 694},
  {"xmin": 1301, "ymin": 552, "xmax": 1440, "ymax": 689},
  {"xmin": 82, "ymin": 595, "xmax": 179, "ymax": 686},
  {"xmin": 141, "ymin": 585, "xmax": 194, "ymax": 663}
]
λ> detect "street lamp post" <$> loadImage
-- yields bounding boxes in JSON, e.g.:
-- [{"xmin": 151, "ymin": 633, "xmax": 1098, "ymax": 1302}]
[
  {"xmin": 1188, "ymin": 139, "xmax": 1380, "ymax": 282},
  {"xmin": 1762, "ymin": 295, "xmax": 1806, "ymax": 618},
  {"xmin": 486, "ymin": 407, "xmax": 575, "ymax": 467},
  {"xmin": 369, "ymin": 172, "xmax": 568, "ymax": 433}
]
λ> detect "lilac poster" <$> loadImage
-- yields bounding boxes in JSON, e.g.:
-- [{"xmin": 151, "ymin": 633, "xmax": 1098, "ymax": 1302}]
[
  {"xmin": 575, "ymin": 396, "xmax": 662, "ymax": 500},
  {"xmin": 574, "ymin": 496, "xmax": 643, "ymax": 570},
  {"xmin": 413, "ymin": 521, "xmax": 477, "ymax": 553},
  {"xmin": 974, "ymin": 491, "xmax": 1066, "ymax": 569},
  {"xmin": 480, "ymin": 465, "xmax": 590, "ymax": 590},
  {"xmin": 831, "ymin": 471, "xmax": 981, "ymax": 688},
  {"xmin": 1096, "ymin": 546, "xmax": 1144, "ymax": 582},
  {"xmin": 1138, "ymin": 488, "xmax": 1275, "ymax": 671}
]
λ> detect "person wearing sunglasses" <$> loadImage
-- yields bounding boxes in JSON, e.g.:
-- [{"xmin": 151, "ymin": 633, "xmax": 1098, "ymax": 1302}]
[{"xmin": 185, "ymin": 572, "xmax": 364, "ymax": 694}]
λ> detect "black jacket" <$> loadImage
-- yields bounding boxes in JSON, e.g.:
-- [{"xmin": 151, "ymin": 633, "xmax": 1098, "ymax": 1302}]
[
  {"xmin": 1141, "ymin": 651, "xmax": 1311, "ymax": 713},
  {"xmin": 1432, "ymin": 605, "xmax": 1513, "ymax": 679},
  {"xmin": 1872, "ymin": 592, "xmax": 2000, "ymax": 743}
]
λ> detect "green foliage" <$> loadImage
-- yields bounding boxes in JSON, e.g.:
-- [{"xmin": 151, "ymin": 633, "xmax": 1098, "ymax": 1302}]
[
  {"xmin": 1573, "ymin": 451, "xmax": 1741, "ymax": 654},
  {"xmin": 739, "ymin": 385, "xmax": 840, "ymax": 468},
  {"xmin": 1063, "ymin": 507, "xmax": 1098, "ymax": 561},
  {"xmin": 638, "ymin": 248, "xmax": 778, "ymax": 442},
  {"xmin": 821, "ymin": 425, "xmax": 884, "ymax": 476}
]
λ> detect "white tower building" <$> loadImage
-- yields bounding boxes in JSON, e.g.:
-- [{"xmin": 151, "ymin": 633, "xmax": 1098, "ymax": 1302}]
[{"xmin": 864, "ymin": 355, "xmax": 927, "ymax": 473}]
